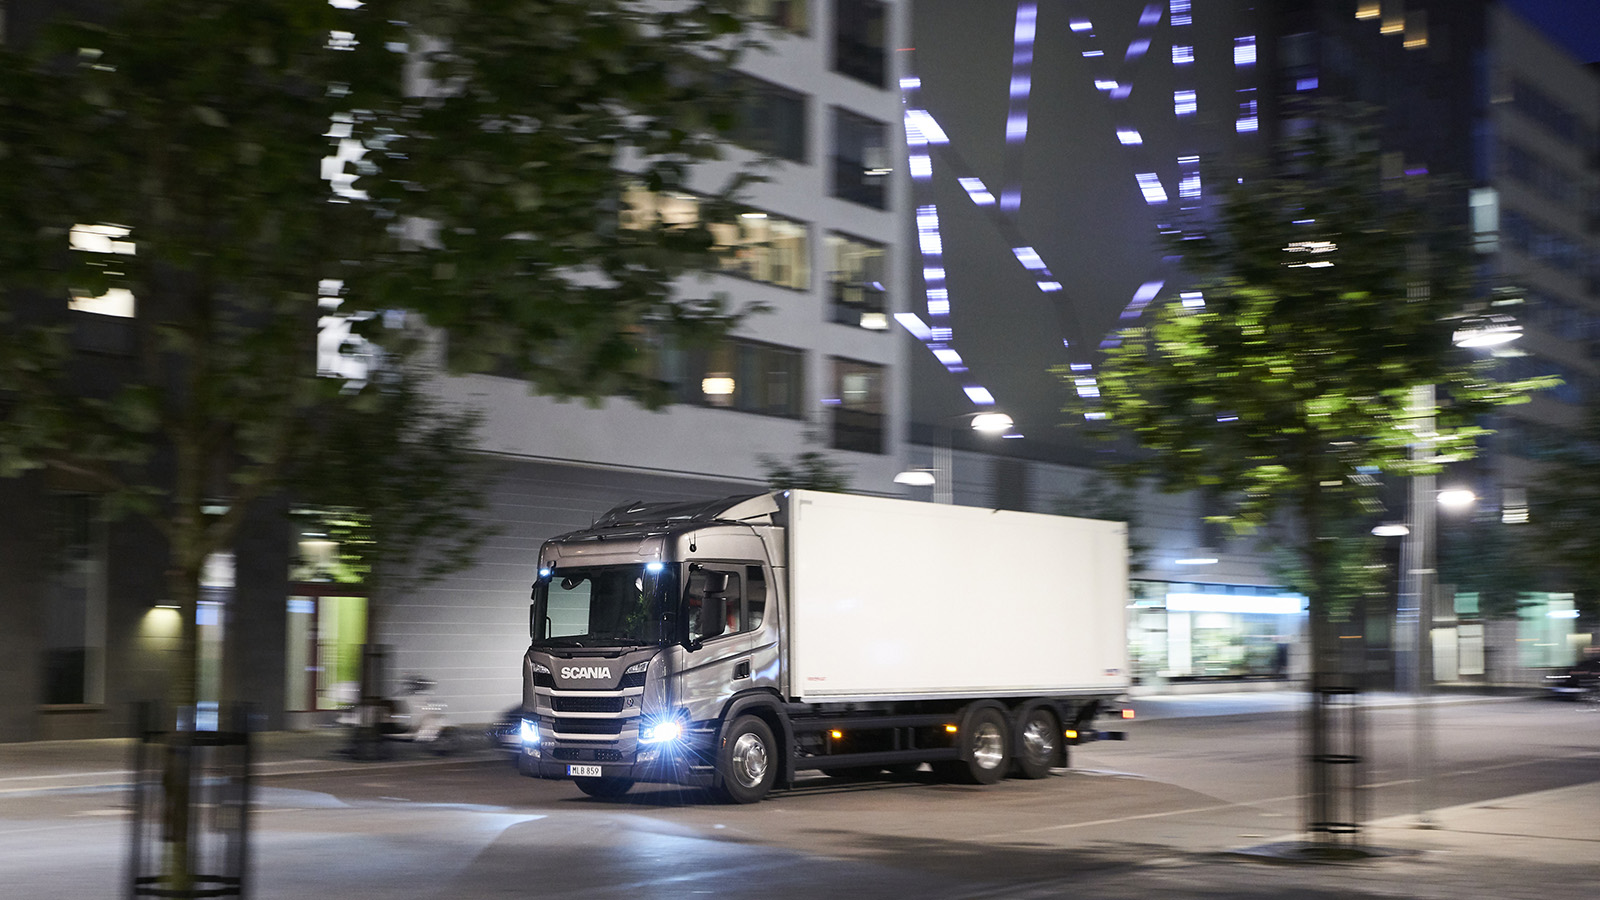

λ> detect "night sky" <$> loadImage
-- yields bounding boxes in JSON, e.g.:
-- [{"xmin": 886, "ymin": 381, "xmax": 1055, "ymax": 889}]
[
  {"xmin": 1505, "ymin": 0, "xmax": 1600, "ymax": 63},
  {"xmin": 905, "ymin": 1, "xmax": 1600, "ymax": 455}
]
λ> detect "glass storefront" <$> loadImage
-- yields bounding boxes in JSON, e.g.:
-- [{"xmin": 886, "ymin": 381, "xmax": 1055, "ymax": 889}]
[{"xmin": 1129, "ymin": 581, "xmax": 1307, "ymax": 684}]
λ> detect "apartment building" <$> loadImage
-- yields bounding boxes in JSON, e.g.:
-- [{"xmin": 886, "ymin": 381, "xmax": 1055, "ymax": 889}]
[{"xmin": 0, "ymin": 1, "xmax": 914, "ymax": 738}]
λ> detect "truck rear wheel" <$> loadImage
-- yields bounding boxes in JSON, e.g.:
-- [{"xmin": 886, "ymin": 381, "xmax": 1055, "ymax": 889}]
[
  {"xmin": 573, "ymin": 776, "xmax": 634, "ymax": 799},
  {"xmin": 935, "ymin": 706, "xmax": 1009, "ymax": 785},
  {"xmin": 717, "ymin": 715, "xmax": 778, "ymax": 803},
  {"xmin": 1012, "ymin": 704, "xmax": 1059, "ymax": 779}
]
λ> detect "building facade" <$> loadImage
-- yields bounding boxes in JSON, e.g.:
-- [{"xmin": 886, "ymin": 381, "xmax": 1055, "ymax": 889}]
[{"xmin": 0, "ymin": 0, "xmax": 917, "ymax": 740}]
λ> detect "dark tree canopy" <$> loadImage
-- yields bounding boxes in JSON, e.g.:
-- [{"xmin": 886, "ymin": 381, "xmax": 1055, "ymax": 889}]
[{"xmin": 0, "ymin": 0, "xmax": 760, "ymax": 709}]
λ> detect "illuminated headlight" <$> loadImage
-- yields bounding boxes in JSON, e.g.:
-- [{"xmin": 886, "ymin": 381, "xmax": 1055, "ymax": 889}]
[
  {"xmin": 625, "ymin": 660, "xmax": 651, "ymax": 676},
  {"xmin": 639, "ymin": 717, "xmax": 684, "ymax": 745},
  {"xmin": 520, "ymin": 718, "xmax": 540, "ymax": 745},
  {"xmin": 529, "ymin": 661, "xmax": 550, "ymax": 675}
]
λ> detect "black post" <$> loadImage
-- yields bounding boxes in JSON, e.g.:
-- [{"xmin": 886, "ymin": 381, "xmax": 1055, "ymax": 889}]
[{"xmin": 126, "ymin": 702, "xmax": 253, "ymax": 899}]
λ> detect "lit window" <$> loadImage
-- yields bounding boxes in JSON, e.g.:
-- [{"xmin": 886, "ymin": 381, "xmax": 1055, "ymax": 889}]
[
  {"xmin": 1012, "ymin": 246, "xmax": 1047, "ymax": 270},
  {"xmin": 744, "ymin": 0, "xmax": 808, "ymax": 35},
  {"xmin": 828, "ymin": 232, "xmax": 888, "ymax": 330},
  {"xmin": 1234, "ymin": 36, "xmax": 1256, "ymax": 66},
  {"xmin": 667, "ymin": 337, "xmax": 804, "ymax": 418},
  {"xmin": 1175, "ymin": 90, "xmax": 1197, "ymax": 116},
  {"xmin": 1136, "ymin": 173, "xmax": 1168, "ymax": 204},
  {"xmin": 958, "ymin": 177, "xmax": 996, "ymax": 205},
  {"xmin": 623, "ymin": 187, "xmax": 810, "ymax": 291},
  {"xmin": 68, "ymin": 224, "xmax": 136, "ymax": 318},
  {"xmin": 1173, "ymin": 44, "xmax": 1194, "ymax": 64}
]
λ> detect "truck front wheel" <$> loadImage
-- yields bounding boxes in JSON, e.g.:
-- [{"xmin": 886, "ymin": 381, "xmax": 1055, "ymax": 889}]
[{"xmin": 717, "ymin": 715, "xmax": 778, "ymax": 803}]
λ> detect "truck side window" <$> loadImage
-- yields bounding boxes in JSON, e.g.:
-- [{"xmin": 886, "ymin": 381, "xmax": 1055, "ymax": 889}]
[
  {"xmin": 747, "ymin": 566, "xmax": 766, "ymax": 630},
  {"xmin": 688, "ymin": 568, "xmax": 742, "ymax": 643}
]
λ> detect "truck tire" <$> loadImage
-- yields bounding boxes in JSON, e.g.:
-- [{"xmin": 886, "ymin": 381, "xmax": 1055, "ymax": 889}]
[
  {"xmin": 573, "ymin": 776, "xmax": 634, "ymax": 799},
  {"xmin": 936, "ymin": 706, "xmax": 1009, "ymax": 785},
  {"xmin": 717, "ymin": 715, "xmax": 778, "ymax": 803},
  {"xmin": 1011, "ymin": 704, "xmax": 1059, "ymax": 779}
]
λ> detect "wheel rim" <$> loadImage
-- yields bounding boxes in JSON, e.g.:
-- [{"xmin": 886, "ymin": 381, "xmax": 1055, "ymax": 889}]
[
  {"xmin": 971, "ymin": 722, "xmax": 1005, "ymax": 770},
  {"xmin": 731, "ymin": 732, "xmax": 770, "ymax": 787},
  {"xmin": 1022, "ymin": 716, "xmax": 1056, "ymax": 763}
]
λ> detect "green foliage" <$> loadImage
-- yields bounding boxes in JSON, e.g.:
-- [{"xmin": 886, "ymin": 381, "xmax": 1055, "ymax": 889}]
[
  {"xmin": 288, "ymin": 367, "xmax": 499, "ymax": 601},
  {"xmin": 1058, "ymin": 114, "xmax": 1554, "ymax": 623},
  {"xmin": 1050, "ymin": 478, "xmax": 1151, "ymax": 571},
  {"xmin": 1526, "ymin": 400, "xmax": 1600, "ymax": 622},
  {"xmin": 1436, "ymin": 512, "xmax": 1540, "ymax": 620},
  {"xmin": 0, "ymin": 0, "xmax": 759, "ymax": 711},
  {"xmin": 759, "ymin": 451, "xmax": 853, "ymax": 493}
]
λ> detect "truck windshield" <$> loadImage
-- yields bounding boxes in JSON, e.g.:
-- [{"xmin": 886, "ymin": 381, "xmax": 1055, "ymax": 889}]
[{"xmin": 531, "ymin": 563, "xmax": 679, "ymax": 649}]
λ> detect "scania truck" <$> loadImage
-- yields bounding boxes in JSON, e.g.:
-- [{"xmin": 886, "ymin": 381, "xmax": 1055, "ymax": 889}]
[{"xmin": 516, "ymin": 489, "xmax": 1129, "ymax": 802}]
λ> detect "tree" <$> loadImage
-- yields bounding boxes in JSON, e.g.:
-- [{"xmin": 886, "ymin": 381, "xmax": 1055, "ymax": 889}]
[
  {"xmin": 284, "ymin": 362, "xmax": 501, "ymax": 755},
  {"xmin": 1058, "ymin": 116, "xmax": 1552, "ymax": 846},
  {"xmin": 1050, "ymin": 478, "xmax": 1151, "ymax": 571},
  {"xmin": 1527, "ymin": 399, "xmax": 1600, "ymax": 628},
  {"xmin": 0, "ymin": 0, "xmax": 755, "ymax": 888},
  {"xmin": 759, "ymin": 451, "xmax": 853, "ymax": 493}
]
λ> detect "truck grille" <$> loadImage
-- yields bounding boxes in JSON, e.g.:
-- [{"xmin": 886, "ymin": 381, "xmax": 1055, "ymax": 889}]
[
  {"xmin": 552, "ymin": 748, "xmax": 625, "ymax": 762},
  {"xmin": 553, "ymin": 696, "xmax": 625, "ymax": 714},
  {"xmin": 553, "ymin": 718, "xmax": 624, "ymax": 736}
]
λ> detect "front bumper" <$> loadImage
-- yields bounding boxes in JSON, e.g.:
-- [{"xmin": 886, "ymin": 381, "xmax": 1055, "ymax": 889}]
[{"xmin": 516, "ymin": 726, "xmax": 718, "ymax": 787}]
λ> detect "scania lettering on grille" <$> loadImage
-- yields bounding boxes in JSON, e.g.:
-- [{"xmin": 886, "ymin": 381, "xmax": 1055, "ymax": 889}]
[{"xmin": 562, "ymin": 666, "xmax": 612, "ymax": 680}]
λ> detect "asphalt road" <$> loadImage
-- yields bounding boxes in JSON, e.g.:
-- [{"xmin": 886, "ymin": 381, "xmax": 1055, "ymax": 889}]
[{"xmin": 4, "ymin": 694, "xmax": 1599, "ymax": 899}]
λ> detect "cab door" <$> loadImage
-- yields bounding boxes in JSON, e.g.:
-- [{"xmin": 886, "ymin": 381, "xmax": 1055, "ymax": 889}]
[{"xmin": 671, "ymin": 562, "xmax": 760, "ymax": 724}]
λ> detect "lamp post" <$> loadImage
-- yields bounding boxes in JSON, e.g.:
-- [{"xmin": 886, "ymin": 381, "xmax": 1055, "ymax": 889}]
[
  {"xmin": 895, "ymin": 411, "xmax": 1016, "ymax": 504},
  {"xmin": 1399, "ymin": 312, "xmax": 1519, "ymax": 827}
]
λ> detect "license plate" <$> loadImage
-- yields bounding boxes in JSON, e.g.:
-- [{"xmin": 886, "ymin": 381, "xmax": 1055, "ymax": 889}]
[{"xmin": 568, "ymin": 765, "xmax": 603, "ymax": 778}]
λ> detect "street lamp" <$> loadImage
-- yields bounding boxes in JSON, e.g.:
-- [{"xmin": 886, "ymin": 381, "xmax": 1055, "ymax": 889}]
[
  {"xmin": 1399, "ymin": 312, "xmax": 1521, "ymax": 828},
  {"xmin": 895, "ymin": 410, "xmax": 1018, "ymax": 503}
]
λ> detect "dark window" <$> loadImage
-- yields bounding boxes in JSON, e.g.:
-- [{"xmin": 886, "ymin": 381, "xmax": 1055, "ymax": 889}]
[
  {"xmin": 1509, "ymin": 78, "xmax": 1585, "ymax": 145},
  {"xmin": 746, "ymin": 566, "xmax": 767, "ymax": 629},
  {"xmin": 43, "ymin": 493, "xmax": 105, "ymax": 706},
  {"xmin": 729, "ymin": 73, "xmax": 808, "ymax": 163},
  {"xmin": 831, "ymin": 108, "xmax": 890, "ymax": 209},
  {"xmin": 827, "ymin": 232, "xmax": 887, "ymax": 329},
  {"xmin": 833, "ymin": 0, "xmax": 887, "ymax": 87},
  {"xmin": 830, "ymin": 357, "xmax": 884, "ymax": 454}
]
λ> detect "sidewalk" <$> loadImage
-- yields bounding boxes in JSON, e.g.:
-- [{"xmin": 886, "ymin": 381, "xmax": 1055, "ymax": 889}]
[{"xmin": 0, "ymin": 726, "xmax": 502, "ymax": 796}]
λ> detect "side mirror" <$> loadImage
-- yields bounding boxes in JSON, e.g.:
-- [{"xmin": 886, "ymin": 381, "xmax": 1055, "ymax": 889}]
[{"xmin": 700, "ymin": 594, "xmax": 727, "ymax": 641}]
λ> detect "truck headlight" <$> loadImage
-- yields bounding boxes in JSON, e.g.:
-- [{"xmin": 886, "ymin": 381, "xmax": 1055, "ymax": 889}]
[
  {"xmin": 520, "ymin": 718, "xmax": 540, "ymax": 745},
  {"xmin": 625, "ymin": 660, "xmax": 651, "ymax": 675},
  {"xmin": 639, "ymin": 716, "xmax": 684, "ymax": 746},
  {"xmin": 529, "ymin": 661, "xmax": 550, "ymax": 675}
]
